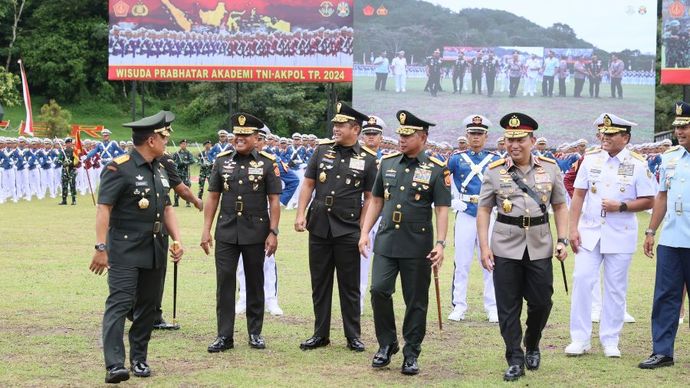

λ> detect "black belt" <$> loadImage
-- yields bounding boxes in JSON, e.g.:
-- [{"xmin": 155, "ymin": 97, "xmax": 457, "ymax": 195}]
[
  {"xmin": 496, "ymin": 213, "xmax": 548, "ymax": 229},
  {"xmin": 110, "ymin": 219, "xmax": 165, "ymax": 233}
]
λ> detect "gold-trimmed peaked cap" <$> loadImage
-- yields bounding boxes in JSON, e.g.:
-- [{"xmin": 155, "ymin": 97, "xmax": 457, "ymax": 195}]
[
  {"xmin": 395, "ymin": 110, "xmax": 435, "ymax": 135},
  {"xmin": 331, "ymin": 101, "xmax": 369, "ymax": 124},
  {"xmin": 123, "ymin": 110, "xmax": 172, "ymax": 137},
  {"xmin": 463, "ymin": 114, "xmax": 491, "ymax": 133},
  {"xmin": 593, "ymin": 113, "xmax": 637, "ymax": 134},
  {"xmin": 672, "ymin": 101, "xmax": 690, "ymax": 126},
  {"xmin": 231, "ymin": 112, "xmax": 264, "ymax": 135},
  {"xmin": 499, "ymin": 112, "xmax": 538, "ymax": 139},
  {"xmin": 362, "ymin": 115, "xmax": 385, "ymax": 134}
]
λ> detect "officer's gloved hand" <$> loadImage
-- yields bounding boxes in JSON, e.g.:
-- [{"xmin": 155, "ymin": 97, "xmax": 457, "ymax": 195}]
[{"xmin": 451, "ymin": 199, "xmax": 467, "ymax": 212}]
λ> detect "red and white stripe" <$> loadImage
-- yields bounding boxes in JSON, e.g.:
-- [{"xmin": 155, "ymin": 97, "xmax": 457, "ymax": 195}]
[{"xmin": 17, "ymin": 59, "xmax": 33, "ymax": 137}]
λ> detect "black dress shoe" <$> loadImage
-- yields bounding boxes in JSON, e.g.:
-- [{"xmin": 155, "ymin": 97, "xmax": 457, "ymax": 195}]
[
  {"xmin": 105, "ymin": 365, "xmax": 130, "ymax": 384},
  {"xmin": 130, "ymin": 360, "xmax": 150, "ymax": 377},
  {"xmin": 401, "ymin": 357, "xmax": 419, "ymax": 375},
  {"xmin": 503, "ymin": 364, "xmax": 525, "ymax": 381},
  {"xmin": 153, "ymin": 319, "xmax": 180, "ymax": 330},
  {"xmin": 300, "ymin": 336, "xmax": 330, "ymax": 350},
  {"xmin": 639, "ymin": 354, "xmax": 674, "ymax": 369},
  {"xmin": 208, "ymin": 336, "xmax": 234, "ymax": 353},
  {"xmin": 346, "ymin": 337, "xmax": 365, "ymax": 352},
  {"xmin": 249, "ymin": 334, "xmax": 266, "ymax": 349},
  {"xmin": 372, "ymin": 342, "xmax": 399, "ymax": 368},
  {"xmin": 525, "ymin": 349, "xmax": 541, "ymax": 370}
]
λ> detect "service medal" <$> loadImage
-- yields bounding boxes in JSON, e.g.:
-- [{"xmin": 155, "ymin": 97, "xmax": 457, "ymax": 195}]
[
  {"xmin": 620, "ymin": 187, "xmax": 626, "ymax": 192},
  {"xmin": 346, "ymin": 177, "xmax": 351, "ymax": 185},
  {"xmin": 319, "ymin": 171, "xmax": 327, "ymax": 183},
  {"xmin": 502, "ymin": 198, "xmax": 513, "ymax": 213},
  {"xmin": 541, "ymin": 194, "xmax": 548, "ymax": 202},
  {"xmin": 223, "ymin": 182, "xmax": 229, "ymax": 191},
  {"xmin": 138, "ymin": 197, "xmax": 149, "ymax": 209},
  {"xmin": 414, "ymin": 193, "xmax": 421, "ymax": 201},
  {"xmin": 253, "ymin": 183, "xmax": 259, "ymax": 191},
  {"xmin": 384, "ymin": 188, "xmax": 390, "ymax": 200},
  {"xmin": 591, "ymin": 185, "xmax": 597, "ymax": 194}
]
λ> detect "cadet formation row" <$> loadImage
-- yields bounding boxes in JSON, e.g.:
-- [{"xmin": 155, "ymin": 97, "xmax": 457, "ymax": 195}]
[{"xmin": 82, "ymin": 100, "xmax": 690, "ymax": 383}]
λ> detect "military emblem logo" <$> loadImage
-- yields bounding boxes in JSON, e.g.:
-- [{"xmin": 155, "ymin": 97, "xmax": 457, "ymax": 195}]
[
  {"xmin": 508, "ymin": 115, "xmax": 520, "ymax": 128},
  {"xmin": 239, "ymin": 115, "xmax": 246, "ymax": 126},
  {"xmin": 472, "ymin": 116, "xmax": 482, "ymax": 125},
  {"xmin": 336, "ymin": 2, "xmax": 350, "ymax": 17},
  {"xmin": 603, "ymin": 114, "xmax": 612, "ymax": 127},
  {"xmin": 399, "ymin": 112, "xmax": 406, "ymax": 124},
  {"xmin": 319, "ymin": 1, "xmax": 335, "ymax": 17},
  {"xmin": 677, "ymin": 103, "xmax": 683, "ymax": 116}
]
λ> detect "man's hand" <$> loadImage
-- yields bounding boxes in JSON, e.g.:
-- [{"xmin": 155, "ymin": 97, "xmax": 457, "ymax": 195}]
[
  {"xmin": 358, "ymin": 235, "xmax": 370, "ymax": 258},
  {"xmin": 569, "ymin": 229, "xmax": 581, "ymax": 254},
  {"xmin": 194, "ymin": 197, "xmax": 203, "ymax": 211},
  {"xmin": 643, "ymin": 234, "xmax": 655, "ymax": 258},
  {"xmin": 200, "ymin": 231, "xmax": 213, "ymax": 255},
  {"xmin": 170, "ymin": 241, "xmax": 184, "ymax": 263},
  {"xmin": 265, "ymin": 233, "xmax": 278, "ymax": 257},
  {"xmin": 294, "ymin": 214, "xmax": 307, "ymax": 232},
  {"xmin": 601, "ymin": 198, "xmax": 622, "ymax": 213},
  {"xmin": 480, "ymin": 247, "xmax": 494, "ymax": 272},
  {"xmin": 89, "ymin": 251, "xmax": 109, "ymax": 275},
  {"xmin": 555, "ymin": 242, "xmax": 568, "ymax": 262},
  {"xmin": 427, "ymin": 246, "xmax": 444, "ymax": 269}
]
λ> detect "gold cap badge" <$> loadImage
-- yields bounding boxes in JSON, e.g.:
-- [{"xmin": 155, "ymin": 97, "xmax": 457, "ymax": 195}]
[
  {"xmin": 368, "ymin": 116, "xmax": 377, "ymax": 125},
  {"xmin": 238, "ymin": 115, "xmax": 246, "ymax": 126},
  {"xmin": 603, "ymin": 114, "xmax": 612, "ymax": 127},
  {"xmin": 508, "ymin": 115, "xmax": 520, "ymax": 128},
  {"xmin": 677, "ymin": 103, "xmax": 683, "ymax": 116},
  {"xmin": 336, "ymin": 102, "xmax": 342, "ymax": 113},
  {"xmin": 472, "ymin": 116, "xmax": 482, "ymax": 125},
  {"xmin": 399, "ymin": 112, "xmax": 406, "ymax": 125}
]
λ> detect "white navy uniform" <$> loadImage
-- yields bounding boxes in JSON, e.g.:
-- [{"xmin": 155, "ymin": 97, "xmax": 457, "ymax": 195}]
[{"xmin": 568, "ymin": 114, "xmax": 656, "ymax": 354}]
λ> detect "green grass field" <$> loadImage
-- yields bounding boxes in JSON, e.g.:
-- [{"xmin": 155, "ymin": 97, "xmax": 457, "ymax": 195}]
[
  {"xmin": 1, "ymin": 174, "xmax": 689, "ymax": 386},
  {"xmin": 353, "ymin": 76, "xmax": 656, "ymax": 146}
]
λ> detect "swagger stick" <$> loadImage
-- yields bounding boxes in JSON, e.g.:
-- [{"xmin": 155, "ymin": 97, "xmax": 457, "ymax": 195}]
[{"xmin": 433, "ymin": 266, "xmax": 443, "ymax": 330}]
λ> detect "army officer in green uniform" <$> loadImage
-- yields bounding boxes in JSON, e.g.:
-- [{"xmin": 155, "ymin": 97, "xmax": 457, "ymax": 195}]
[
  {"xmin": 359, "ymin": 110, "xmax": 451, "ymax": 375},
  {"xmin": 477, "ymin": 113, "xmax": 568, "ymax": 382},
  {"xmin": 201, "ymin": 113, "xmax": 282, "ymax": 351},
  {"xmin": 89, "ymin": 110, "xmax": 185, "ymax": 384}
]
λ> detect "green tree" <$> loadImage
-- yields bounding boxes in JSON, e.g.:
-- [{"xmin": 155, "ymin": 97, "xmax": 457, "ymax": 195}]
[
  {"xmin": 0, "ymin": 67, "xmax": 21, "ymax": 107},
  {"xmin": 39, "ymin": 99, "xmax": 72, "ymax": 139}
]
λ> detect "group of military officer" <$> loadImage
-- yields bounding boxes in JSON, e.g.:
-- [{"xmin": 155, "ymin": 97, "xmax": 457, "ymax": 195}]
[{"xmin": 86, "ymin": 99, "xmax": 690, "ymax": 383}]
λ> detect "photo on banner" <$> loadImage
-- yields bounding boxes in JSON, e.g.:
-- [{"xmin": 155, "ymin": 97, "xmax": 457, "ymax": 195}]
[
  {"xmin": 107, "ymin": 0, "xmax": 353, "ymax": 82},
  {"xmin": 661, "ymin": 0, "xmax": 690, "ymax": 84},
  {"xmin": 352, "ymin": 0, "xmax": 657, "ymax": 146}
]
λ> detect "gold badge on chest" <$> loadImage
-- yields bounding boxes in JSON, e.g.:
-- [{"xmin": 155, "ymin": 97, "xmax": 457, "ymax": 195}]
[
  {"xmin": 138, "ymin": 197, "xmax": 149, "ymax": 209},
  {"xmin": 502, "ymin": 198, "xmax": 513, "ymax": 213},
  {"xmin": 319, "ymin": 171, "xmax": 327, "ymax": 183}
]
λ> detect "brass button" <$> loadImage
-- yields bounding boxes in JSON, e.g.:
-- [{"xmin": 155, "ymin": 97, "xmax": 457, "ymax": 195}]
[
  {"xmin": 241, "ymin": 165, "xmax": 245, "ymax": 169},
  {"xmin": 350, "ymin": 213, "xmax": 354, "ymax": 217},
  {"xmin": 405, "ymin": 168, "xmax": 410, "ymax": 173},
  {"xmin": 396, "ymin": 204, "xmax": 401, "ymax": 209},
  {"xmin": 341, "ymin": 159, "xmax": 345, "ymax": 162},
  {"xmin": 412, "ymin": 182, "xmax": 417, "ymax": 187},
  {"xmin": 238, "ymin": 212, "xmax": 242, "ymax": 216},
  {"xmin": 327, "ymin": 208, "xmax": 331, "ymax": 212},
  {"xmin": 156, "ymin": 193, "xmax": 160, "ymax": 198},
  {"xmin": 331, "ymin": 191, "xmax": 335, "ymax": 195},
  {"xmin": 395, "ymin": 224, "xmax": 400, "ymax": 229},
  {"xmin": 422, "ymin": 228, "xmax": 426, "ymax": 232},
  {"xmin": 124, "ymin": 235, "xmax": 128, "ymax": 239},
  {"xmin": 238, "ymin": 196, "xmax": 242, "ymax": 200},
  {"xmin": 156, "ymin": 213, "xmax": 160, "ymax": 218},
  {"xmin": 400, "ymin": 186, "xmax": 405, "ymax": 191},
  {"xmin": 526, "ymin": 209, "xmax": 530, "ymax": 213},
  {"xmin": 239, "ymin": 180, "xmax": 243, "ymax": 184},
  {"xmin": 219, "ymin": 215, "xmax": 223, "ymax": 219},
  {"xmin": 601, "ymin": 220, "xmax": 605, "ymax": 224},
  {"xmin": 336, "ymin": 175, "xmax": 341, "ymax": 179}
]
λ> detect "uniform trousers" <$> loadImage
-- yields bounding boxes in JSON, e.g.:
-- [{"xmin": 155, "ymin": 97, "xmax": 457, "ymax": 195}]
[
  {"xmin": 102, "ymin": 263, "xmax": 164, "ymax": 369},
  {"xmin": 2, "ymin": 168, "xmax": 17, "ymax": 202},
  {"xmin": 215, "ymin": 241, "xmax": 265, "ymax": 337},
  {"xmin": 485, "ymin": 73, "xmax": 496, "ymax": 96},
  {"xmin": 40, "ymin": 168, "xmax": 53, "ymax": 198},
  {"xmin": 360, "ymin": 216, "xmax": 381, "ymax": 311},
  {"xmin": 308, "ymin": 231, "xmax": 361, "ymax": 338},
  {"xmin": 394, "ymin": 73, "xmax": 407, "ymax": 92},
  {"xmin": 494, "ymin": 250, "xmax": 553, "ymax": 366},
  {"xmin": 569, "ymin": 241, "xmax": 631, "ymax": 346},
  {"xmin": 28, "ymin": 168, "xmax": 42, "ymax": 199},
  {"xmin": 452, "ymin": 211, "xmax": 497, "ymax": 314},
  {"xmin": 237, "ymin": 253, "xmax": 279, "ymax": 307},
  {"xmin": 16, "ymin": 169, "xmax": 30, "ymax": 199},
  {"xmin": 651, "ymin": 245, "xmax": 690, "ymax": 357},
  {"xmin": 370, "ymin": 254, "xmax": 431, "ymax": 358}
]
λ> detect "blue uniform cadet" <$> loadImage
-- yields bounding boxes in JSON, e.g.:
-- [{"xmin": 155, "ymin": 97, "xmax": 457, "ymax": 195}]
[
  {"xmin": 208, "ymin": 129, "xmax": 234, "ymax": 163},
  {"xmin": 447, "ymin": 115, "xmax": 500, "ymax": 322},
  {"xmin": 86, "ymin": 129, "xmax": 124, "ymax": 164},
  {"xmin": 639, "ymin": 101, "xmax": 690, "ymax": 370}
]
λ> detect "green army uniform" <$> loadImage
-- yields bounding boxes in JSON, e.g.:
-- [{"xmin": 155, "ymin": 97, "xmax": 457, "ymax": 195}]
[
  {"xmin": 370, "ymin": 110, "xmax": 451, "ymax": 372},
  {"xmin": 197, "ymin": 143, "xmax": 213, "ymax": 199},
  {"xmin": 98, "ymin": 112, "xmax": 173, "ymax": 377},
  {"xmin": 58, "ymin": 139, "xmax": 79, "ymax": 205},
  {"xmin": 172, "ymin": 144, "xmax": 195, "ymax": 206}
]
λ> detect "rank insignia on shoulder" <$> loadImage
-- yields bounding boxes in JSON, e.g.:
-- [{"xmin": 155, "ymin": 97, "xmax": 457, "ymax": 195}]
[
  {"xmin": 260, "ymin": 150, "xmax": 276, "ymax": 161},
  {"xmin": 488, "ymin": 158, "xmax": 505, "ymax": 169},
  {"xmin": 361, "ymin": 145, "xmax": 377, "ymax": 156},
  {"xmin": 114, "ymin": 155, "xmax": 130, "ymax": 164},
  {"xmin": 319, "ymin": 139, "xmax": 336, "ymax": 145},
  {"xmin": 630, "ymin": 151, "xmax": 646, "ymax": 162},
  {"xmin": 382, "ymin": 152, "xmax": 401, "ymax": 159},
  {"xmin": 538, "ymin": 155, "xmax": 556, "ymax": 164},
  {"xmin": 217, "ymin": 150, "xmax": 232, "ymax": 158},
  {"xmin": 429, "ymin": 156, "xmax": 445, "ymax": 167},
  {"xmin": 665, "ymin": 145, "xmax": 680, "ymax": 154},
  {"xmin": 586, "ymin": 148, "xmax": 602, "ymax": 155}
]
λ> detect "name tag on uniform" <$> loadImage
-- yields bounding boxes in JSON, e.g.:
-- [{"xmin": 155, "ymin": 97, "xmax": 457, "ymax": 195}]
[
  {"xmin": 321, "ymin": 157, "xmax": 334, "ymax": 164},
  {"xmin": 349, "ymin": 158, "xmax": 365, "ymax": 171},
  {"xmin": 248, "ymin": 167, "xmax": 263, "ymax": 175},
  {"xmin": 413, "ymin": 168, "xmax": 431, "ymax": 184},
  {"xmin": 385, "ymin": 169, "xmax": 396, "ymax": 178},
  {"xmin": 135, "ymin": 181, "xmax": 148, "ymax": 187},
  {"xmin": 618, "ymin": 163, "xmax": 634, "ymax": 177},
  {"xmin": 535, "ymin": 173, "xmax": 550, "ymax": 184},
  {"xmin": 161, "ymin": 178, "xmax": 170, "ymax": 188}
]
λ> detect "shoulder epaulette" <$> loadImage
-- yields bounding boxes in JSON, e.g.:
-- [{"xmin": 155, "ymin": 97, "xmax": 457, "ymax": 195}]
[
  {"xmin": 319, "ymin": 139, "xmax": 335, "ymax": 145},
  {"xmin": 217, "ymin": 150, "xmax": 233, "ymax": 158},
  {"xmin": 361, "ymin": 145, "xmax": 376, "ymax": 156},
  {"xmin": 586, "ymin": 148, "xmax": 602, "ymax": 155},
  {"xmin": 382, "ymin": 152, "xmax": 401, "ymax": 159},
  {"xmin": 665, "ymin": 145, "xmax": 681, "ymax": 154},
  {"xmin": 113, "ymin": 155, "xmax": 130, "ymax": 165},
  {"xmin": 429, "ymin": 156, "xmax": 445, "ymax": 167},
  {"xmin": 630, "ymin": 151, "xmax": 646, "ymax": 162},
  {"xmin": 259, "ymin": 150, "xmax": 276, "ymax": 161},
  {"xmin": 538, "ymin": 155, "xmax": 556, "ymax": 164},
  {"xmin": 488, "ymin": 158, "xmax": 505, "ymax": 169}
]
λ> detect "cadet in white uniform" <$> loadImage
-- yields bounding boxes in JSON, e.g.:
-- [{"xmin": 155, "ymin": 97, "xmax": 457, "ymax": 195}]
[{"xmin": 565, "ymin": 113, "xmax": 655, "ymax": 358}]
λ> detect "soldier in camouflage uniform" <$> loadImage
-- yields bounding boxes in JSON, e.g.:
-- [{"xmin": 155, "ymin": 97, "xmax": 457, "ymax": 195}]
[
  {"xmin": 198, "ymin": 140, "xmax": 213, "ymax": 200},
  {"xmin": 172, "ymin": 139, "xmax": 195, "ymax": 207},
  {"xmin": 58, "ymin": 137, "xmax": 80, "ymax": 205}
]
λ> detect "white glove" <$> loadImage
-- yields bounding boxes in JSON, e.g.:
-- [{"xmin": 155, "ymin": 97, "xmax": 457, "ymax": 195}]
[{"xmin": 451, "ymin": 199, "xmax": 467, "ymax": 212}]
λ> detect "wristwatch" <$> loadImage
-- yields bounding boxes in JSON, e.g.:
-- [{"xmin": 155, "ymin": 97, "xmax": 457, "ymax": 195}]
[
  {"xmin": 270, "ymin": 228, "xmax": 279, "ymax": 236},
  {"xmin": 645, "ymin": 228, "xmax": 656, "ymax": 236},
  {"xmin": 436, "ymin": 240, "xmax": 446, "ymax": 248},
  {"xmin": 557, "ymin": 238, "xmax": 569, "ymax": 246},
  {"xmin": 619, "ymin": 202, "xmax": 628, "ymax": 212},
  {"xmin": 94, "ymin": 243, "xmax": 107, "ymax": 252}
]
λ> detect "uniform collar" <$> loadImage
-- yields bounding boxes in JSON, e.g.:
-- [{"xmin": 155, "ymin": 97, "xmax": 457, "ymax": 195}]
[
  {"xmin": 505, "ymin": 155, "xmax": 541, "ymax": 170},
  {"xmin": 131, "ymin": 149, "xmax": 150, "ymax": 167},
  {"xmin": 400, "ymin": 150, "xmax": 429, "ymax": 165},
  {"xmin": 333, "ymin": 142, "xmax": 360, "ymax": 154},
  {"xmin": 231, "ymin": 149, "xmax": 259, "ymax": 160},
  {"xmin": 607, "ymin": 147, "xmax": 629, "ymax": 162}
]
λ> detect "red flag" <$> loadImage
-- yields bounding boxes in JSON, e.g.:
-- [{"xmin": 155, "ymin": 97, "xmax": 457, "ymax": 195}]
[
  {"xmin": 17, "ymin": 59, "xmax": 33, "ymax": 137},
  {"xmin": 74, "ymin": 130, "xmax": 84, "ymax": 165}
]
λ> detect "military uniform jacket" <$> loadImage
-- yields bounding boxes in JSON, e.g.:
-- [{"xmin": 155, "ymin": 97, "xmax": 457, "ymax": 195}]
[
  {"xmin": 304, "ymin": 141, "xmax": 377, "ymax": 239},
  {"xmin": 208, "ymin": 149, "xmax": 282, "ymax": 245},
  {"xmin": 172, "ymin": 149, "xmax": 195, "ymax": 172},
  {"xmin": 479, "ymin": 155, "xmax": 567, "ymax": 260},
  {"xmin": 658, "ymin": 146, "xmax": 690, "ymax": 248},
  {"xmin": 574, "ymin": 147, "xmax": 656, "ymax": 254},
  {"xmin": 98, "ymin": 150, "xmax": 172, "ymax": 269},
  {"xmin": 372, "ymin": 152, "xmax": 451, "ymax": 259},
  {"xmin": 447, "ymin": 149, "xmax": 499, "ymax": 217}
]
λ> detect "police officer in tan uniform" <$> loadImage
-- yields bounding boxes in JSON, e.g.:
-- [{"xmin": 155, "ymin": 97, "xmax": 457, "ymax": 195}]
[{"xmin": 477, "ymin": 112, "xmax": 569, "ymax": 382}]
